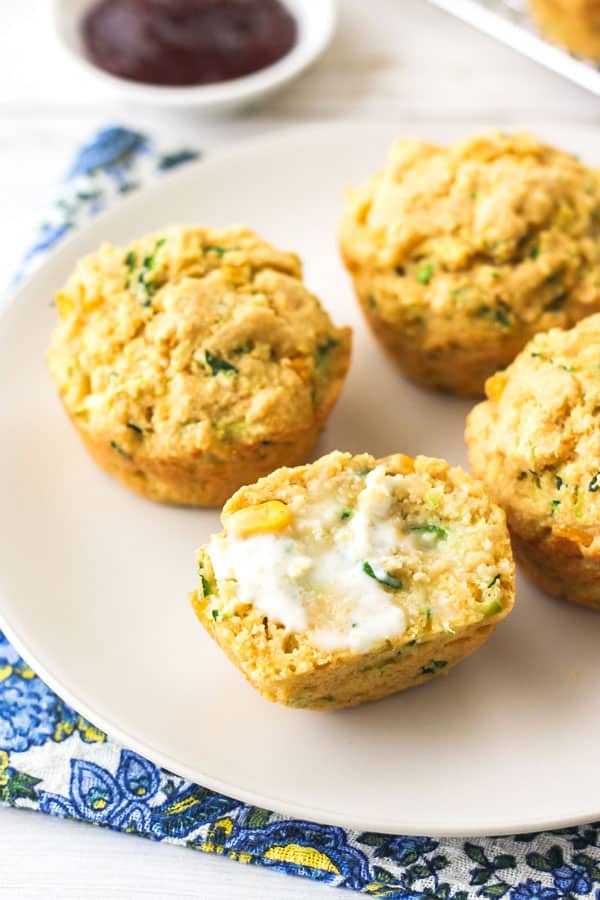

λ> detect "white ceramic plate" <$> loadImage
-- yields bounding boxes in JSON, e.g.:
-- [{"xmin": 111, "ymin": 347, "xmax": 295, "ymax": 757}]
[
  {"xmin": 51, "ymin": 0, "xmax": 337, "ymax": 110},
  {"xmin": 2, "ymin": 122, "xmax": 600, "ymax": 837}
]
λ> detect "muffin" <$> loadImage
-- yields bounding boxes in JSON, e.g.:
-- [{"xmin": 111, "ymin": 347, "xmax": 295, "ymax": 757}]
[
  {"xmin": 340, "ymin": 130, "xmax": 600, "ymax": 395},
  {"xmin": 467, "ymin": 313, "xmax": 600, "ymax": 609},
  {"xmin": 191, "ymin": 450, "xmax": 515, "ymax": 710},
  {"xmin": 530, "ymin": 0, "xmax": 600, "ymax": 60},
  {"xmin": 47, "ymin": 226, "xmax": 351, "ymax": 506}
]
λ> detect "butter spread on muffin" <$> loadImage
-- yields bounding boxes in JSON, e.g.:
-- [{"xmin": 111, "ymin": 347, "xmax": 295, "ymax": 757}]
[
  {"xmin": 340, "ymin": 130, "xmax": 600, "ymax": 395},
  {"xmin": 47, "ymin": 226, "xmax": 351, "ymax": 506},
  {"xmin": 467, "ymin": 313, "xmax": 600, "ymax": 609},
  {"xmin": 191, "ymin": 450, "xmax": 515, "ymax": 709}
]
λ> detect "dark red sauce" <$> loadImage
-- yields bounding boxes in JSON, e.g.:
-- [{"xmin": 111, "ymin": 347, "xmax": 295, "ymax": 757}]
[{"xmin": 81, "ymin": 0, "xmax": 297, "ymax": 87}]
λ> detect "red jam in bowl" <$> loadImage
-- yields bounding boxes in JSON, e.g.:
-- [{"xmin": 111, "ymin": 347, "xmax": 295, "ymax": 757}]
[{"xmin": 81, "ymin": 0, "xmax": 297, "ymax": 87}]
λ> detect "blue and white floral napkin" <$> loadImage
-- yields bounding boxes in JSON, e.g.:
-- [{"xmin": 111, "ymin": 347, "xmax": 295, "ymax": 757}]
[{"xmin": 1, "ymin": 126, "xmax": 600, "ymax": 898}]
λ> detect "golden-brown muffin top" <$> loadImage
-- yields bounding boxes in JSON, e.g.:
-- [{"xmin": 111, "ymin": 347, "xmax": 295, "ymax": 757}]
[
  {"xmin": 472, "ymin": 313, "xmax": 600, "ymax": 538},
  {"xmin": 48, "ymin": 226, "xmax": 350, "ymax": 458},
  {"xmin": 341, "ymin": 130, "xmax": 600, "ymax": 333}
]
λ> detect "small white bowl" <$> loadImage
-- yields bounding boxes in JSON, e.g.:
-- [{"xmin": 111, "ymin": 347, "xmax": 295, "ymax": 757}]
[{"xmin": 51, "ymin": 0, "xmax": 338, "ymax": 110}]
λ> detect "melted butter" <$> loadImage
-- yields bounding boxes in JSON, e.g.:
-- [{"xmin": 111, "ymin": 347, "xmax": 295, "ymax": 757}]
[
  {"xmin": 208, "ymin": 533, "xmax": 310, "ymax": 632},
  {"xmin": 206, "ymin": 466, "xmax": 427, "ymax": 651},
  {"xmin": 306, "ymin": 548, "xmax": 405, "ymax": 651},
  {"xmin": 345, "ymin": 466, "xmax": 407, "ymax": 560},
  {"xmin": 206, "ymin": 464, "xmax": 474, "ymax": 648},
  {"xmin": 208, "ymin": 531, "xmax": 406, "ymax": 652}
]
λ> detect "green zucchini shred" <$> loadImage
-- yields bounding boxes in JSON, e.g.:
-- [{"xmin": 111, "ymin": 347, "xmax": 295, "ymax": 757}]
[
  {"xmin": 199, "ymin": 572, "xmax": 214, "ymax": 597},
  {"xmin": 410, "ymin": 524, "xmax": 448, "ymax": 543},
  {"xmin": 418, "ymin": 660, "xmax": 447, "ymax": 676},
  {"xmin": 204, "ymin": 350, "xmax": 238, "ymax": 376},
  {"xmin": 362, "ymin": 561, "xmax": 402, "ymax": 590},
  {"xmin": 315, "ymin": 336, "xmax": 340, "ymax": 375},
  {"xmin": 416, "ymin": 261, "xmax": 435, "ymax": 284},
  {"xmin": 203, "ymin": 245, "xmax": 241, "ymax": 257},
  {"xmin": 110, "ymin": 440, "xmax": 130, "ymax": 459}
]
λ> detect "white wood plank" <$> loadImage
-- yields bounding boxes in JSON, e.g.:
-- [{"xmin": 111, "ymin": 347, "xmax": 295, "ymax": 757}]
[{"xmin": 0, "ymin": 809, "xmax": 339, "ymax": 899}]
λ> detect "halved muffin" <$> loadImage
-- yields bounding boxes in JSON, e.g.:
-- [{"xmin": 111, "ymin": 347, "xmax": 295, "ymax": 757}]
[
  {"xmin": 47, "ymin": 226, "xmax": 351, "ymax": 506},
  {"xmin": 467, "ymin": 313, "xmax": 600, "ymax": 609},
  {"xmin": 340, "ymin": 130, "xmax": 600, "ymax": 395},
  {"xmin": 191, "ymin": 450, "xmax": 515, "ymax": 709}
]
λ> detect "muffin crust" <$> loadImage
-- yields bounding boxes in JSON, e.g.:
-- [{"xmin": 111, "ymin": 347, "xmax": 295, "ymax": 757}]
[
  {"xmin": 340, "ymin": 130, "xmax": 600, "ymax": 395},
  {"xmin": 467, "ymin": 313, "xmax": 600, "ymax": 608},
  {"xmin": 48, "ymin": 226, "xmax": 351, "ymax": 505}
]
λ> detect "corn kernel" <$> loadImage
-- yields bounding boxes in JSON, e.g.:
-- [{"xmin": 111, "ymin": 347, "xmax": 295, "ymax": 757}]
[
  {"xmin": 228, "ymin": 500, "xmax": 292, "ymax": 538},
  {"xmin": 384, "ymin": 454, "xmax": 415, "ymax": 475},
  {"xmin": 56, "ymin": 292, "xmax": 75, "ymax": 319},
  {"xmin": 485, "ymin": 372, "xmax": 506, "ymax": 402},
  {"xmin": 397, "ymin": 454, "xmax": 415, "ymax": 473},
  {"xmin": 287, "ymin": 357, "xmax": 311, "ymax": 380},
  {"xmin": 555, "ymin": 526, "xmax": 595, "ymax": 548}
]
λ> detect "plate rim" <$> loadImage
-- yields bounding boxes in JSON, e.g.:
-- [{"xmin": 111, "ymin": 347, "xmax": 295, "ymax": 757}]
[{"xmin": 2, "ymin": 120, "xmax": 600, "ymax": 837}]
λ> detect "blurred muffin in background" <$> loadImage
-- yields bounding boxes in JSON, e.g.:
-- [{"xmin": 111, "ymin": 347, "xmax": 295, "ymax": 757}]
[
  {"xmin": 530, "ymin": 0, "xmax": 600, "ymax": 60},
  {"xmin": 340, "ymin": 130, "xmax": 600, "ymax": 396},
  {"xmin": 47, "ymin": 226, "xmax": 351, "ymax": 506}
]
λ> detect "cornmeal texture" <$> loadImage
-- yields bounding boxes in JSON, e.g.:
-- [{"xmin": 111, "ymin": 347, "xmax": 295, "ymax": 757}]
[
  {"xmin": 340, "ymin": 130, "xmax": 600, "ymax": 394},
  {"xmin": 467, "ymin": 313, "xmax": 600, "ymax": 608},
  {"xmin": 47, "ymin": 226, "xmax": 351, "ymax": 505},
  {"xmin": 192, "ymin": 451, "xmax": 515, "ymax": 709}
]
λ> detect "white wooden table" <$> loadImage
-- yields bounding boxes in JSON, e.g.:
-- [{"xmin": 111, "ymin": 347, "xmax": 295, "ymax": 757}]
[{"xmin": 1, "ymin": 1, "xmax": 598, "ymax": 896}]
